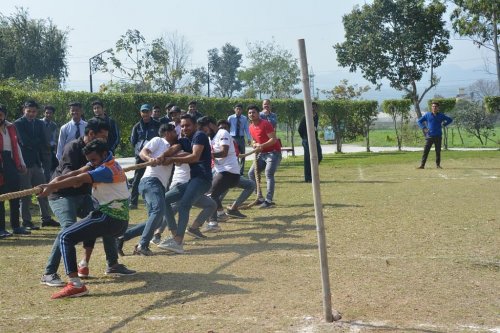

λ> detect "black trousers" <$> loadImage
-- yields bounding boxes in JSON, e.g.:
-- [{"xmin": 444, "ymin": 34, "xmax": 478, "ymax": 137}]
[
  {"xmin": 0, "ymin": 151, "xmax": 21, "ymax": 231},
  {"xmin": 421, "ymin": 136, "xmax": 442, "ymax": 167}
]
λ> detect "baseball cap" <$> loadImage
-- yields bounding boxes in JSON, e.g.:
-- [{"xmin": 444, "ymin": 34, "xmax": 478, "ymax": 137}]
[{"xmin": 140, "ymin": 104, "xmax": 152, "ymax": 112}]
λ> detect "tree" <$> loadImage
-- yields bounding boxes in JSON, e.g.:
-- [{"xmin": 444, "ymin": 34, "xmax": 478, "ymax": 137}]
[
  {"xmin": 334, "ymin": 0, "xmax": 452, "ymax": 119},
  {"xmin": 468, "ymin": 79, "xmax": 499, "ymax": 101},
  {"xmin": 240, "ymin": 40, "xmax": 301, "ymax": 98},
  {"xmin": 382, "ymin": 99, "xmax": 412, "ymax": 151},
  {"xmin": 180, "ymin": 67, "xmax": 208, "ymax": 96},
  {"xmin": 208, "ymin": 43, "xmax": 243, "ymax": 98},
  {"xmin": 153, "ymin": 32, "xmax": 192, "ymax": 93},
  {"xmin": 322, "ymin": 100, "xmax": 352, "ymax": 153},
  {"xmin": 0, "ymin": 8, "xmax": 68, "ymax": 85},
  {"xmin": 454, "ymin": 100, "xmax": 496, "ymax": 145},
  {"xmin": 322, "ymin": 79, "xmax": 370, "ymax": 100},
  {"xmin": 351, "ymin": 101, "xmax": 379, "ymax": 152},
  {"xmin": 451, "ymin": 0, "xmax": 500, "ymax": 94}
]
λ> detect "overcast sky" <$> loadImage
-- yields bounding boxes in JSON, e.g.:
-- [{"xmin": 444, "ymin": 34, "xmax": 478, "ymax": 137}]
[{"xmin": 1, "ymin": 0, "xmax": 496, "ymax": 103}]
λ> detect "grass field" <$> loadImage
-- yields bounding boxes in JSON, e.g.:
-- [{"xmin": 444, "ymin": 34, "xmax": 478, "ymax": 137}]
[{"xmin": 0, "ymin": 150, "xmax": 498, "ymax": 332}]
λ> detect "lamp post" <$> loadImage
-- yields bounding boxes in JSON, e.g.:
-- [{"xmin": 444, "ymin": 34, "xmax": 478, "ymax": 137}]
[{"xmin": 89, "ymin": 49, "xmax": 112, "ymax": 92}]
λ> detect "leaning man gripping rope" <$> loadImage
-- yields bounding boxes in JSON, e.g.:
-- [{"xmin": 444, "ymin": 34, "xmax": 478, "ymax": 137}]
[{"xmin": 38, "ymin": 139, "xmax": 134, "ymax": 299}]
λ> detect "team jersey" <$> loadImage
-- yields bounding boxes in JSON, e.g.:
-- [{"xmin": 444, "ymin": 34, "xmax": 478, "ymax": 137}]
[
  {"xmin": 87, "ymin": 153, "xmax": 130, "ymax": 220},
  {"xmin": 142, "ymin": 137, "xmax": 174, "ymax": 189}
]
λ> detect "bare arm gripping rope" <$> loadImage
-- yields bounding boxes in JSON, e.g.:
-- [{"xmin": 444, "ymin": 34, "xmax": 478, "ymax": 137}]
[{"xmin": 0, "ymin": 161, "xmax": 154, "ymax": 202}]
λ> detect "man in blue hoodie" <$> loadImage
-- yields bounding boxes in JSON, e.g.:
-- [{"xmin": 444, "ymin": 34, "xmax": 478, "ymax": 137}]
[{"xmin": 417, "ymin": 101, "xmax": 453, "ymax": 169}]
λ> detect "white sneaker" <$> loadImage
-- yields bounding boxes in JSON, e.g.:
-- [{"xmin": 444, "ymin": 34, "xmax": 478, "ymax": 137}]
[
  {"xmin": 40, "ymin": 273, "xmax": 65, "ymax": 287},
  {"xmin": 158, "ymin": 237, "xmax": 184, "ymax": 254},
  {"xmin": 204, "ymin": 221, "xmax": 222, "ymax": 233}
]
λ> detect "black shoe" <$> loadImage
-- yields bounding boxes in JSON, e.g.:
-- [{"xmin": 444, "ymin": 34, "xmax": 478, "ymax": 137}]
[
  {"xmin": 105, "ymin": 264, "xmax": 137, "ymax": 276},
  {"xmin": 22, "ymin": 222, "xmax": 40, "ymax": 231},
  {"xmin": 129, "ymin": 204, "xmax": 138, "ymax": 210},
  {"xmin": 417, "ymin": 165, "xmax": 425, "ymax": 169},
  {"xmin": 13, "ymin": 227, "xmax": 31, "ymax": 235},
  {"xmin": 116, "ymin": 237, "xmax": 125, "ymax": 257},
  {"xmin": 133, "ymin": 244, "xmax": 154, "ymax": 256},
  {"xmin": 42, "ymin": 218, "xmax": 60, "ymax": 227},
  {"xmin": 187, "ymin": 227, "xmax": 207, "ymax": 239},
  {"xmin": 0, "ymin": 229, "xmax": 12, "ymax": 238},
  {"xmin": 436, "ymin": 165, "xmax": 442, "ymax": 169},
  {"xmin": 226, "ymin": 209, "xmax": 247, "ymax": 219}
]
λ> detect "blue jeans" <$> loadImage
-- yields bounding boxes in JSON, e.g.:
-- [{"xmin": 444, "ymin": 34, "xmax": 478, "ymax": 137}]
[
  {"xmin": 44, "ymin": 195, "xmax": 94, "ymax": 274},
  {"xmin": 302, "ymin": 138, "xmax": 323, "ymax": 182},
  {"xmin": 164, "ymin": 177, "xmax": 211, "ymax": 237},
  {"xmin": 123, "ymin": 177, "xmax": 166, "ymax": 248},
  {"xmin": 248, "ymin": 151, "xmax": 281, "ymax": 202}
]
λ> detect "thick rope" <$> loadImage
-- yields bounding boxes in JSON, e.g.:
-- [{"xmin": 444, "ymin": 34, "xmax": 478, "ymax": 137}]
[
  {"xmin": 0, "ymin": 160, "xmax": 154, "ymax": 202},
  {"xmin": 239, "ymin": 152, "xmax": 262, "ymax": 209}
]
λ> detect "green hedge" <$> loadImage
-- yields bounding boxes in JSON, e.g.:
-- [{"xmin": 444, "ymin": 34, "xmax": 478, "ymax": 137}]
[{"xmin": 427, "ymin": 98, "xmax": 456, "ymax": 114}]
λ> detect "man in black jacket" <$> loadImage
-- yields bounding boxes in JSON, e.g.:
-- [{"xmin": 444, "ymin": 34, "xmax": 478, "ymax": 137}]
[
  {"xmin": 129, "ymin": 104, "xmax": 160, "ymax": 209},
  {"xmin": 298, "ymin": 102, "xmax": 323, "ymax": 183},
  {"xmin": 14, "ymin": 100, "xmax": 58, "ymax": 229},
  {"xmin": 90, "ymin": 100, "xmax": 120, "ymax": 154}
]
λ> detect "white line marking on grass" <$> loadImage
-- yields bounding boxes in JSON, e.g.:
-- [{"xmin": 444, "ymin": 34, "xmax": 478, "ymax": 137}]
[
  {"xmin": 357, "ymin": 166, "xmax": 365, "ymax": 181},
  {"xmin": 438, "ymin": 173, "xmax": 448, "ymax": 179}
]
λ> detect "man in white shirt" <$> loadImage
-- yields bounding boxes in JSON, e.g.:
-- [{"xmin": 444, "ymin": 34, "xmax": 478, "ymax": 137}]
[
  {"xmin": 117, "ymin": 123, "xmax": 179, "ymax": 256},
  {"xmin": 56, "ymin": 102, "xmax": 87, "ymax": 160}
]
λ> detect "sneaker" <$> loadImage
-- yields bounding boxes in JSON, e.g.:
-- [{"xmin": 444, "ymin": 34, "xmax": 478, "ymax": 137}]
[
  {"xmin": 204, "ymin": 221, "xmax": 222, "ymax": 233},
  {"xmin": 116, "ymin": 237, "xmax": 125, "ymax": 256},
  {"xmin": 216, "ymin": 212, "xmax": 230, "ymax": 222},
  {"xmin": 42, "ymin": 218, "xmax": 60, "ymax": 227},
  {"xmin": 0, "ymin": 229, "xmax": 12, "ymax": 238},
  {"xmin": 51, "ymin": 282, "xmax": 88, "ymax": 299},
  {"xmin": 226, "ymin": 209, "xmax": 247, "ymax": 219},
  {"xmin": 436, "ymin": 165, "xmax": 442, "ymax": 169},
  {"xmin": 77, "ymin": 263, "xmax": 89, "ymax": 278},
  {"xmin": 259, "ymin": 201, "xmax": 273, "ymax": 209},
  {"xmin": 105, "ymin": 264, "xmax": 137, "ymax": 276},
  {"xmin": 417, "ymin": 165, "xmax": 425, "ymax": 169},
  {"xmin": 158, "ymin": 238, "xmax": 184, "ymax": 254},
  {"xmin": 40, "ymin": 273, "xmax": 65, "ymax": 287},
  {"xmin": 255, "ymin": 198, "xmax": 265, "ymax": 206},
  {"xmin": 12, "ymin": 227, "xmax": 31, "ymax": 235},
  {"xmin": 133, "ymin": 244, "xmax": 154, "ymax": 256},
  {"xmin": 22, "ymin": 222, "xmax": 40, "ymax": 231},
  {"xmin": 187, "ymin": 227, "xmax": 207, "ymax": 239},
  {"xmin": 150, "ymin": 233, "xmax": 161, "ymax": 246}
]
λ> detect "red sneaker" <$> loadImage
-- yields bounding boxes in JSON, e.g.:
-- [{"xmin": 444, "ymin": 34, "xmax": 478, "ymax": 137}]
[
  {"xmin": 51, "ymin": 283, "xmax": 88, "ymax": 299},
  {"xmin": 77, "ymin": 264, "xmax": 89, "ymax": 278}
]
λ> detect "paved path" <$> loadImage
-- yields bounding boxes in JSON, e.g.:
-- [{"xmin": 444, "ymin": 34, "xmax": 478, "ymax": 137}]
[{"xmin": 117, "ymin": 144, "xmax": 497, "ymax": 178}]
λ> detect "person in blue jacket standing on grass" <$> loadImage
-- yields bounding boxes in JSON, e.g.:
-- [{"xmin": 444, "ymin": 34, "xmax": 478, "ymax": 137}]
[{"xmin": 417, "ymin": 101, "xmax": 453, "ymax": 169}]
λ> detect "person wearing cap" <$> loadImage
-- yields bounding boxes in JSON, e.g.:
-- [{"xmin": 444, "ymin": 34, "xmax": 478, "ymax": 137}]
[
  {"xmin": 228, "ymin": 103, "xmax": 251, "ymax": 175},
  {"xmin": 129, "ymin": 104, "xmax": 161, "ymax": 209},
  {"xmin": 40, "ymin": 105, "xmax": 59, "ymax": 182},
  {"xmin": 298, "ymin": 102, "xmax": 323, "ymax": 183},
  {"xmin": 15, "ymin": 100, "xmax": 59, "ymax": 229},
  {"xmin": 187, "ymin": 100, "xmax": 204, "ymax": 122},
  {"xmin": 90, "ymin": 100, "xmax": 120, "ymax": 154},
  {"xmin": 56, "ymin": 102, "xmax": 87, "ymax": 160},
  {"xmin": 0, "ymin": 104, "xmax": 29, "ymax": 238}
]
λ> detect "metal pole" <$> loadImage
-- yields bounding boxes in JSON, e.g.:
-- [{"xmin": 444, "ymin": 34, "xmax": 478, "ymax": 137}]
[
  {"xmin": 89, "ymin": 58, "xmax": 93, "ymax": 93},
  {"xmin": 298, "ymin": 38, "xmax": 341, "ymax": 323},
  {"xmin": 207, "ymin": 61, "xmax": 210, "ymax": 97}
]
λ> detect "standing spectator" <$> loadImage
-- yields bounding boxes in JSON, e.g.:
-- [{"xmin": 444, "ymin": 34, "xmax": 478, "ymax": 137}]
[
  {"xmin": 259, "ymin": 99, "xmax": 277, "ymax": 129},
  {"xmin": 298, "ymin": 102, "xmax": 323, "ymax": 183},
  {"xmin": 247, "ymin": 104, "xmax": 282, "ymax": 209},
  {"xmin": 129, "ymin": 104, "xmax": 160, "ymax": 209},
  {"xmin": 152, "ymin": 105, "xmax": 162, "ymax": 121},
  {"xmin": 14, "ymin": 100, "xmax": 58, "ymax": 229},
  {"xmin": 0, "ymin": 104, "xmax": 29, "ymax": 237},
  {"xmin": 169, "ymin": 106, "xmax": 182, "ymax": 138},
  {"xmin": 56, "ymin": 102, "xmax": 87, "ymax": 160},
  {"xmin": 186, "ymin": 100, "xmax": 204, "ymax": 122},
  {"xmin": 90, "ymin": 100, "xmax": 120, "ymax": 154},
  {"xmin": 159, "ymin": 102, "xmax": 175, "ymax": 124},
  {"xmin": 417, "ymin": 101, "xmax": 453, "ymax": 169},
  {"xmin": 41, "ymin": 105, "xmax": 59, "ymax": 182},
  {"xmin": 227, "ymin": 103, "xmax": 251, "ymax": 175}
]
